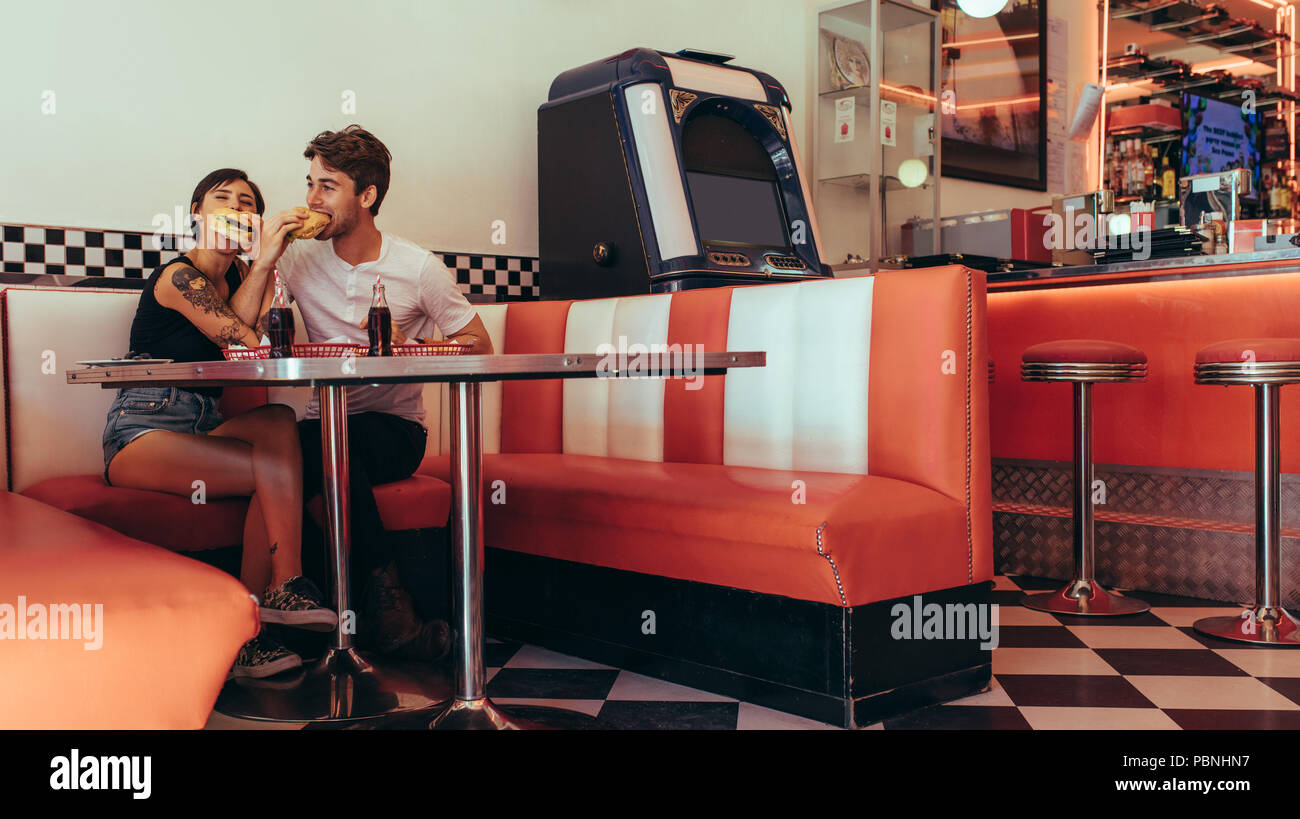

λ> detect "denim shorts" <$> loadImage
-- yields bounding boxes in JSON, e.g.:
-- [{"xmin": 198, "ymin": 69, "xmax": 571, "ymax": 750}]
[{"xmin": 102, "ymin": 386, "xmax": 224, "ymax": 484}]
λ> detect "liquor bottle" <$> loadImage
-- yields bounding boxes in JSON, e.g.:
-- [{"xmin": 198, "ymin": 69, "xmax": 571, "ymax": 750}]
[
  {"xmin": 1109, "ymin": 140, "xmax": 1121, "ymax": 193},
  {"xmin": 368, "ymin": 280, "xmax": 393, "ymax": 357},
  {"xmin": 266, "ymin": 269, "xmax": 295, "ymax": 359},
  {"xmin": 1127, "ymin": 140, "xmax": 1140, "ymax": 197},
  {"xmin": 1143, "ymin": 145, "xmax": 1156, "ymax": 200},
  {"xmin": 1160, "ymin": 156, "xmax": 1176, "ymax": 201}
]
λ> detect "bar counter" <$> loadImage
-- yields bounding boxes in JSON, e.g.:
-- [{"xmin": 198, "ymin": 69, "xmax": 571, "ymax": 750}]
[{"xmin": 983, "ymin": 249, "xmax": 1300, "ymax": 608}]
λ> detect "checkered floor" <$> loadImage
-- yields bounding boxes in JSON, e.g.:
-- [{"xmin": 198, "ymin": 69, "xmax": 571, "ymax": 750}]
[{"xmin": 205, "ymin": 573, "xmax": 1300, "ymax": 730}]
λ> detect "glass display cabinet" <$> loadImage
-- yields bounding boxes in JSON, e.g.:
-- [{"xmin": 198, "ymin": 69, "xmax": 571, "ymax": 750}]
[{"xmin": 815, "ymin": 0, "xmax": 942, "ymax": 272}]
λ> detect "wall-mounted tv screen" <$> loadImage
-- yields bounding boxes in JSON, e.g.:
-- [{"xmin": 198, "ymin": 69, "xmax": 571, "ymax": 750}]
[{"xmin": 1180, "ymin": 93, "xmax": 1261, "ymax": 195}]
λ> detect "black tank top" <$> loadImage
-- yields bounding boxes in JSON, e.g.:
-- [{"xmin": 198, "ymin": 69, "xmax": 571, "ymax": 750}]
[{"xmin": 129, "ymin": 254, "xmax": 244, "ymax": 397}]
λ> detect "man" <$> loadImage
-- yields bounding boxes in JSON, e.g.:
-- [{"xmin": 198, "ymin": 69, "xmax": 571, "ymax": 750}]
[{"xmin": 263, "ymin": 125, "xmax": 492, "ymax": 661}]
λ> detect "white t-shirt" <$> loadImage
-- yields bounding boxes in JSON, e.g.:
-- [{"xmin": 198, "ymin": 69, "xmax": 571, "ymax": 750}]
[{"xmin": 277, "ymin": 233, "xmax": 477, "ymax": 426}]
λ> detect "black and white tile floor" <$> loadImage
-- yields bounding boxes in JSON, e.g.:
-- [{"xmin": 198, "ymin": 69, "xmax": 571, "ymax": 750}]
[{"xmin": 206, "ymin": 573, "xmax": 1300, "ymax": 730}]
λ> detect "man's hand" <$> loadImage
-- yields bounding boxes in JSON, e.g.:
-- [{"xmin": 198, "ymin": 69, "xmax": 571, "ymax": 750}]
[
  {"xmin": 359, "ymin": 314, "xmax": 408, "ymax": 345},
  {"xmin": 445, "ymin": 314, "xmax": 493, "ymax": 355}
]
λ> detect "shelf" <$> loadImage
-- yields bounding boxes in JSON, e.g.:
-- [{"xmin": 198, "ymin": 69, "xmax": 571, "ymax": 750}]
[
  {"xmin": 1107, "ymin": 125, "xmax": 1182, "ymax": 145},
  {"xmin": 1109, "ymin": 0, "xmax": 1288, "ymax": 65},
  {"xmin": 817, "ymin": 172, "xmax": 933, "ymax": 193},
  {"xmin": 1106, "ymin": 54, "xmax": 1300, "ymax": 107}
]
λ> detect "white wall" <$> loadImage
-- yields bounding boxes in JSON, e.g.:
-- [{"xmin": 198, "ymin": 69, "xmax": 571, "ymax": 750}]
[
  {"xmin": 1, "ymin": 0, "xmax": 820, "ymax": 257},
  {"xmin": 1, "ymin": 0, "xmax": 1099, "ymax": 256}
]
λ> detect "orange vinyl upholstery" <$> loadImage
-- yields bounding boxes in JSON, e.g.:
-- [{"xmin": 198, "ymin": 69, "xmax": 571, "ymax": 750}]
[
  {"xmin": 421, "ymin": 266, "xmax": 992, "ymax": 607},
  {"xmin": 0, "ymin": 491, "xmax": 258, "ymax": 728},
  {"xmin": 500, "ymin": 299, "xmax": 571, "ymax": 454}
]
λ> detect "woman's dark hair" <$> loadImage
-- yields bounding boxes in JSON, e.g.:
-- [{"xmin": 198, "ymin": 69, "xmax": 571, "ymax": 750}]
[
  {"xmin": 189, "ymin": 168, "xmax": 265, "ymax": 216},
  {"xmin": 188, "ymin": 168, "xmax": 264, "ymax": 240}
]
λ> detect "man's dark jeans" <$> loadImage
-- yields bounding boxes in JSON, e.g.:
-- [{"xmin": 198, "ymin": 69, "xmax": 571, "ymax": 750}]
[{"xmin": 297, "ymin": 411, "xmax": 427, "ymax": 594}]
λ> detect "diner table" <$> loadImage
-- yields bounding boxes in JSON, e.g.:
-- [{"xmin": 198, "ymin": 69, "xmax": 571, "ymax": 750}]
[{"xmin": 68, "ymin": 349, "xmax": 764, "ymax": 729}]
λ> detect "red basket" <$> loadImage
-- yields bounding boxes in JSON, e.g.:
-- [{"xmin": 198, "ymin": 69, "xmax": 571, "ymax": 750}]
[
  {"xmin": 222, "ymin": 346, "xmax": 270, "ymax": 361},
  {"xmin": 391, "ymin": 342, "xmax": 469, "ymax": 357},
  {"xmin": 293, "ymin": 343, "xmax": 364, "ymax": 358}
]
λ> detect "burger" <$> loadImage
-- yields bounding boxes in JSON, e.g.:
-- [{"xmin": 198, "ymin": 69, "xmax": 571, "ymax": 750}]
[
  {"xmin": 210, "ymin": 208, "xmax": 256, "ymax": 245},
  {"xmin": 288, "ymin": 206, "xmax": 331, "ymax": 241}
]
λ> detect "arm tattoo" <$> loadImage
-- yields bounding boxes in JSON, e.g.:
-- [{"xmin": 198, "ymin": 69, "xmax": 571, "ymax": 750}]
[
  {"xmin": 254, "ymin": 310, "xmax": 271, "ymax": 338},
  {"xmin": 171, "ymin": 265, "xmax": 237, "ymax": 318},
  {"xmin": 214, "ymin": 323, "xmax": 245, "ymax": 347},
  {"xmin": 169, "ymin": 265, "xmax": 250, "ymax": 347}
]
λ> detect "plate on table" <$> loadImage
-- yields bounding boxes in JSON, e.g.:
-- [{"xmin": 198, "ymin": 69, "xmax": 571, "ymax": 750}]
[{"xmin": 75, "ymin": 358, "xmax": 174, "ymax": 367}]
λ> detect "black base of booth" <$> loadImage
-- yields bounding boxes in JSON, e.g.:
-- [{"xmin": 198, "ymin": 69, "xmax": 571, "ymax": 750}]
[{"xmin": 485, "ymin": 549, "xmax": 994, "ymax": 729}]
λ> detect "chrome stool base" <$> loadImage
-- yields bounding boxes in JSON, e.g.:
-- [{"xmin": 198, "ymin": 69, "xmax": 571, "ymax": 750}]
[
  {"xmin": 1022, "ymin": 579, "xmax": 1149, "ymax": 617},
  {"xmin": 214, "ymin": 647, "xmax": 453, "ymax": 722},
  {"xmin": 1194, "ymin": 606, "xmax": 1300, "ymax": 646}
]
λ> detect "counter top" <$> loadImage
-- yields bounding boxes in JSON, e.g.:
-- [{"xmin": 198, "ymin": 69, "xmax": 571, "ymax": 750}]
[{"xmin": 988, "ymin": 247, "xmax": 1300, "ymax": 290}]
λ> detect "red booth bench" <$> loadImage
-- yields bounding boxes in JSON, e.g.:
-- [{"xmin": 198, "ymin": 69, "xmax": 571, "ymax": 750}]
[
  {"xmin": 420, "ymin": 266, "xmax": 993, "ymax": 727},
  {"xmin": 3, "ymin": 266, "xmax": 991, "ymax": 728},
  {"xmin": 0, "ymin": 285, "xmax": 450, "ymax": 728}
]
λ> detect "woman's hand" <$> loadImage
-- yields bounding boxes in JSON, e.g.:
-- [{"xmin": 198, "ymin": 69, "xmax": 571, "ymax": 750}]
[{"xmin": 249, "ymin": 209, "xmax": 307, "ymax": 270}]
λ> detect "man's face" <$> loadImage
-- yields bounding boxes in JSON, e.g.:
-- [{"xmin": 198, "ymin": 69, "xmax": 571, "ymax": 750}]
[{"xmin": 305, "ymin": 156, "xmax": 367, "ymax": 240}]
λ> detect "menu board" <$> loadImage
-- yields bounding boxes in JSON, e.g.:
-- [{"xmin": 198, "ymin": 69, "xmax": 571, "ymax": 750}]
[{"xmin": 1181, "ymin": 93, "xmax": 1261, "ymax": 191}]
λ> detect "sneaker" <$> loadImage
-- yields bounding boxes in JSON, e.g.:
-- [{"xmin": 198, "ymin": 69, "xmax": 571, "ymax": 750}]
[
  {"xmin": 260, "ymin": 576, "xmax": 339, "ymax": 632},
  {"xmin": 228, "ymin": 632, "xmax": 303, "ymax": 680},
  {"xmin": 394, "ymin": 618, "xmax": 453, "ymax": 663}
]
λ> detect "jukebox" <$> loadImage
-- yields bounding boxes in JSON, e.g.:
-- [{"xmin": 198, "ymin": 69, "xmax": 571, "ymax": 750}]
[{"xmin": 538, "ymin": 47, "xmax": 833, "ymax": 300}]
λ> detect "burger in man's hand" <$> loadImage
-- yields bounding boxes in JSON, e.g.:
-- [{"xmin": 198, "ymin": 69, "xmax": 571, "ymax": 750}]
[{"xmin": 288, "ymin": 206, "xmax": 331, "ymax": 241}]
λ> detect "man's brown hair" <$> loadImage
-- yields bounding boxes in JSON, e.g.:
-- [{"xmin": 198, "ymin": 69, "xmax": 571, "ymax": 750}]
[{"xmin": 304, "ymin": 125, "xmax": 392, "ymax": 216}]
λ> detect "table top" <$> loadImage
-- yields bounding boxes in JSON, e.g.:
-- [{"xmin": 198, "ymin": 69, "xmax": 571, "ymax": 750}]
[{"xmin": 66, "ymin": 351, "xmax": 766, "ymax": 388}]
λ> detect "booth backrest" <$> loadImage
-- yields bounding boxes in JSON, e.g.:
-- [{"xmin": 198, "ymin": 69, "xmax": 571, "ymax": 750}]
[
  {"xmin": 439, "ymin": 265, "xmax": 989, "ymax": 510},
  {"xmin": 1, "ymin": 286, "xmax": 446, "ymax": 493},
  {"xmin": 3, "ymin": 287, "xmax": 139, "ymax": 491}
]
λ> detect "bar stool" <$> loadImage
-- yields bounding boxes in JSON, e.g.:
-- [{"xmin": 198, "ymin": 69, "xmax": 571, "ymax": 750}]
[
  {"xmin": 1021, "ymin": 339, "xmax": 1150, "ymax": 616},
  {"xmin": 1192, "ymin": 338, "xmax": 1300, "ymax": 646}
]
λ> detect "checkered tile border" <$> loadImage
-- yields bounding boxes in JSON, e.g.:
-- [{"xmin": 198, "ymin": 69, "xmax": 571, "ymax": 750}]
[
  {"xmin": 438, "ymin": 252, "xmax": 539, "ymax": 301},
  {"xmin": 1, "ymin": 224, "xmax": 541, "ymax": 301}
]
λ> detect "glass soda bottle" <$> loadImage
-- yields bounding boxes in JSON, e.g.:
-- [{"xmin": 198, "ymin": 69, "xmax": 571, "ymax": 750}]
[
  {"xmin": 368, "ymin": 280, "xmax": 392, "ymax": 357},
  {"xmin": 266, "ymin": 269, "xmax": 295, "ymax": 359}
]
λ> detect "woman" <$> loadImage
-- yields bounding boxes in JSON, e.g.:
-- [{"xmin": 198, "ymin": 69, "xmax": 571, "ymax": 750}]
[{"xmin": 102, "ymin": 168, "xmax": 324, "ymax": 679}]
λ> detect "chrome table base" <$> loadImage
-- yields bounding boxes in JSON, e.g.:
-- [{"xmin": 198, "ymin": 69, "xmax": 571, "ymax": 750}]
[
  {"xmin": 1023, "ymin": 579, "xmax": 1149, "ymax": 617},
  {"xmin": 215, "ymin": 647, "xmax": 451, "ymax": 722},
  {"xmin": 422, "ymin": 382, "xmax": 593, "ymax": 730}
]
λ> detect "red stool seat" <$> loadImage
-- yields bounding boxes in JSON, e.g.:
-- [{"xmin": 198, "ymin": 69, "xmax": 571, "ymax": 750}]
[
  {"xmin": 1023, "ymin": 339, "xmax": 1147, "ymax": 365},
  {"xmin": 1196, "ymin": 338, "xmax": 1300, "ymax": 364}
]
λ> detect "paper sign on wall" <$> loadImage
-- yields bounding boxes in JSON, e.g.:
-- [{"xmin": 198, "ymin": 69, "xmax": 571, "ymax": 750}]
[
  {"xmin": 881, "ymin": 100, "xmax": 897, "ymax": 147},
  {"xmin": 834, "ymin": 97, "xmax": 855, "ymax": 143}
]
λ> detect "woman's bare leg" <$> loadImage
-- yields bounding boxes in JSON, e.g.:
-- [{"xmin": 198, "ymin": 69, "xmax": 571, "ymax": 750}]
[
  {"xmin": 209, "ymin": 404, "xmax": 303, "ymax": 589},
  {"xmin": 107, "ymin": 404, "xmax": 304, "ymax": 591},
  {"xmin": 241, "ymin": 494, "xmax": 272, "ymax": 596}
]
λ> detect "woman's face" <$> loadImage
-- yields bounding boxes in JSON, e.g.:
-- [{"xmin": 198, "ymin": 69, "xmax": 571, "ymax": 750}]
[{"xmin": 192, "ymin": 178, "xmax": 258, "ymax": 252}]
